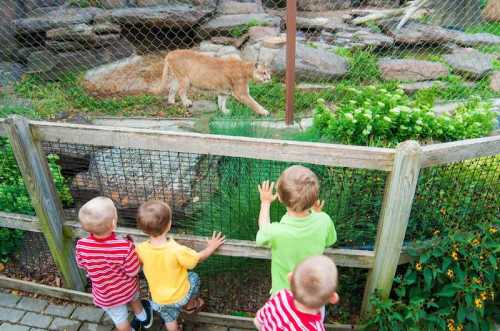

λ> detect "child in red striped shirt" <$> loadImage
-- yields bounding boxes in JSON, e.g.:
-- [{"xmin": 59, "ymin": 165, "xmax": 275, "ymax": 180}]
[
  {"xmin": 254, "ymin": 255, "xmax": 339, "ymax": 331},
  {"xmin": 75, "ymin": 197, "xmax": 153, "ymax": 331}
]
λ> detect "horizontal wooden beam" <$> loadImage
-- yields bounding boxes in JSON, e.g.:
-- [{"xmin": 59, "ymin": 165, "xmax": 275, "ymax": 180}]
[
  {"xmin": 421, "ymin": 135, "xmax": 500, "ymax": 168},
  {"xmin": 31, "ymin": 120, "xmax": 395, "ymax": 171},
  {"xmin": 0, "ymin": 276, "xmax": 356, "ymax": 330}
]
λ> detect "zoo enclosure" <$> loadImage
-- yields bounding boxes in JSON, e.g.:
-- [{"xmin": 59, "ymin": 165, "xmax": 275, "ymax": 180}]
[{"xmin": 0, "ymin": 115, "xmax": 498, "ymax": 326}]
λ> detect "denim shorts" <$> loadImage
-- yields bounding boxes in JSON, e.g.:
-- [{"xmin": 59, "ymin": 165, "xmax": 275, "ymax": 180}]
[{"xmin": 151, "ymin": 272, "xmax": 200, "ymax": 323}]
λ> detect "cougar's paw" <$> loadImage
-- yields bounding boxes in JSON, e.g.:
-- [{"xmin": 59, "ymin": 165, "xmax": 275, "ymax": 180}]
[{"xmin": 258, "ymin": 108, "xmax": 270, "ymax": 116}]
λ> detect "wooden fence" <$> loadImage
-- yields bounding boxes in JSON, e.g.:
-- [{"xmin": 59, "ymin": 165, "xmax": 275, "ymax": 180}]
[{"xmin": 0, "ymin": 115, "xmax": 499, "ymax": 327}]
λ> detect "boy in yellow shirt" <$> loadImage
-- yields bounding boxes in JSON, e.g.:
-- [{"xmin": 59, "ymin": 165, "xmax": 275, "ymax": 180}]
[{"xmin": 136, "ymin": 200, "xmax": 225, "ymax": 331}]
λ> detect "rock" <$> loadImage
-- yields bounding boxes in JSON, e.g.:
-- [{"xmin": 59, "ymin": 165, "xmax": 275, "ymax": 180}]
[
  {"xmin": 190, "ymin": 100, "xmax": 218, "ymax": 115},
  {"xmin": 399, "ymin": 81, "xmax": 446, "ymax": 94},
  {"xmin": 47, "ymin": 23, "xmax": 121, "ymax": 42},
  {"xmin": 210, "ymin": 35, "xmax": 249, "ymax": 49},
  {"xmin": 0, "ymin": 0, "xmax": 17, "ymax": 61},
  {"xmin": 273, "ymin": 43, "xmax": 348, "ymax": 81},
  {"xmin": 83, "ymin": 55, "xmax": 164, "ymax": 97},
  {"xmin": 296, "ymin": 83, "xmax": 335, "ymax": 92},
  {"xmin": 27, "ymin": 38, "xmax": 135, "ymax": 80},
  {"xmin": 432, "ymin": 101, "xmax": 464, "ymax": 116},
  {"xmin": 200, "ymin": 13, "xmax": 280, "ymax": 37},
  {"xmin": 135, "ymin": 0, "xmax": 216, "ymax": 6},
  {"xmin": 452, "ymin": 32, "xmax": 500, "ymax": 47},
  {"xmin": 95, "ymin": 4, "xmax": 214, "ymax": 29},
  {"xmin": 0, "ymin": 62, "xmax": 24, "ymax": 88},
  {"xmin": 443, "ymin": 48, "xmax": 495, "ymax": 80},
  {"xmin": 262, "ymin": 35, "xmax": 286, "ymax": 49},
  {"xmin": 218, "ymin": 0, "xmax": 263, "ymax": 14},
  {"xmin": 46, "ymin": 40, "xmax": 91, "ymax": 52},
  {"xmin": 248, "ymin": 26, "xmax": 279, "ymax": 43},
  {"xmin": 297, "ymin": 0, "xmax": 351, "ymax": 11},
  {"xmin": 99, "ymin": 0, "xmax": 129, "ymax": 8},
  {"xmin": 386, "ymin": 21, "xmax": 454, "ymax": 45},
  {"xmin": 490, "ymin": 71, "xmax": 500, "ymax": 93},
  {"xmin": 378, "ymin": 59, "xmax": 448, "ymax": 82},
  {"xmin": 14, "ymin": 7, "xmax": 104, "ymax": 34},
  {"xmin": 199, "ymin": 42, "xmax": 242, "ymax": 59},
  {"xmin": 296, "ymin": 17, "xmax": 345, "ymax": 32}
]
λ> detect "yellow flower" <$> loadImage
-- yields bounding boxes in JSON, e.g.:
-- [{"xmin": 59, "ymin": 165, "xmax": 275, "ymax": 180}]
[
  {"xmin": 475, "ymin": 298, "xmax": 483, "ymax": 309},
  {"xmin": 490, "ymin": 226, "xmax": 497, "ymax": 234},
  {"xmin": 471, "ymin": 238, "xmax": 480, "ymax": 246},
  {"xmin": 451, "ymin": 251, "xmax": 459, "ymax": 261},
  {"xmin": 473, "ymin": 277, "xmax": 481, "ymax": 285},
  {"xmin": 480, "ymin": 292, "xmax": 488, "ymax": 301},
  {"xmin": 415, "ymin": 263, "xmax": 423, "ymax": 271},
  {"xmin": 447, "ymin": 269, "xmax": 454, "ymax": 279},
  {"xmin": 433, "ymin": 229, "xmax": 440, "ymax": 236},
  {"xmin": 490, "ymin": 291, "xmax": 495, "ymax": 300},
  {"xmin": 447, "ymin": 319, "xmax": 456, "ymax": 331},
  {"xmin": 480, "ymin": 255, "xmax": 485, "ymax": 260},
  {"xmin": 457, "ymin": 324, "xmax": 463, "ymax": 331}
]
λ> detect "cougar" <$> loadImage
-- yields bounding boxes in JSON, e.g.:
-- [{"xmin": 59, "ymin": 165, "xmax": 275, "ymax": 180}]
[{"xmin": 157, "ymin": 50, "xmax": 271, "ymax": 116}]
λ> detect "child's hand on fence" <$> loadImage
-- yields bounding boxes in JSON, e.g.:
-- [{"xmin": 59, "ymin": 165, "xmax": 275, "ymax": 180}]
[
  {"xmin": 207, "ymin": 231, "xmax": 225, "ymax": 252},
  {"xmin": 312, "ymin": 200, "xmax": 325, "ymax": 213},
  {"xmin": 258, "ymin": 181, "xmax": 277, "ymax": 205},
  {"xmin": 124, "ymin": 234, "xmax": 134, "ymax": 243}
]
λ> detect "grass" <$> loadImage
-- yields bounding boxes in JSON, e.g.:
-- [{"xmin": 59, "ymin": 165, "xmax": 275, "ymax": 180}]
[
  {"xmin": 465, "ymin": 21, "xmax": 500, "ymax": 36},
  {"xmin": 333, "ymin": 49, "xmax": 381, "ymax": 84},
  {"xmin": 12, "ymin": 73, "xmax": 188, "ymax": 119}
]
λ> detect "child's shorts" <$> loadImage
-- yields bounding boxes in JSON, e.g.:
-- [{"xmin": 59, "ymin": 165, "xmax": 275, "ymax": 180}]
[
  {"xmin": 151, "ymin": 272, "xmax": 201, "ymax": 323},
  {"xmin": 102, "ymin": 291, "xmax": 140, "ymax": 326}
]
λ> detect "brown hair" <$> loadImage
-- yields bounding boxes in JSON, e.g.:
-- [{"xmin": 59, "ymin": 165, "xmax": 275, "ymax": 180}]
[
  {"xmin": 78, "ymin": 196, "xmax": 117, "ymax": 236},
  {"xmin": 137, "ymin": 200, "xmax": 172, "ymax": 237},
  {"xmin": 290, "ymin": 255, "xmax": 338, "ymax": 309},
  {"xmin": 277, "ymin": 165, "xmax": 319, "ymax": 212}
]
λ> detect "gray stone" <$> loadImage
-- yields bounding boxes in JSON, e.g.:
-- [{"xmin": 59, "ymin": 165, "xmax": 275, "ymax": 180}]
[
  {"xmin": 0, "ymin": 307, "xmax": 25, "ymax": 323},
  {"xmin": 399, "ymin": 81, "xmax": 446, "ymax": 94},
  {"xmin": 95, "ymin": 5, "xmax": 214, "ymax": 29},
  {"xmin": 432, "ymin": 101, "xmax": 464, "ymax": 116},
  {"xmin": 386, "ymin": 21, "xmax": 456, "ymax": 45},
  {"xmin": 0, "ymin": 292, "xmax": 21, "ymax": 307},
  {"xmin": 452, "ymin": 32, "xmax": 500, "ymax": 47},
  {"xmin": 248, "ymin": 26, "xmax": 279, "ymax": 43},
  {"xmin": 0, "ymin": 62, "xmax": 24, "ymax": 88},
  {"xmin": 378, "ymin": 59, "xmax": 448, "ymax": 82},
  {"xmin": 44, "ymin": 304, "xmax": 75, "ymax": 318},
  {"xmin": 219, "ymin": 0, "xmax": 263, "ymax": 14},
  {"xmin": 201, "ymin": 13, "xmax": 280, "ymax": 37},
  {"xmin": 14, "ymin": 7, "xmax": 104, "ymax": 34},
  {"xmin": 71, "ymin": 306, "xmax": 104, "ymax": 323},
  {"xmin": 298, "ymin": 0, "xmax": 350, "ymax": 11},
  {"xmin": 16, "ymin": 297, "xmax": 48, "ymax": 313},
  {"xmin": 444, "ymin": 48, "xmax": 495, "ymax": 79},
  {"xmin": 46, "ymin": 23, "xmax": 121, "ymax": 42},
  {"xmin": 0, "ymin": 323, "xmax": 30, "ymax": 331},
  {"xmin": 99, "ymin": 0, "xmax": 129, "ymax": 8},
  {"xmin": 491, "ymin": 71, "xmax": 500, "ymax": 93},
  {"xmin": 136, "ymin": 0, "xmax": 216, "ymax": 6},
  {"xmin": 0, "ymin": 0, "xmax": 17, "ymax": 61},
  {"xmin": 79, "ymin": 323, "xmax": 113, "ymax": 331},
  {"xmin": 20, "ymin": 312, "xmax": 52, "ymax": 328},
  {"xmin": 190, "ymin": 100, "xmax": 218, "ymax": 115},
  {"xmin": 49, "ymin": 317, "xmax": 81, "ymax": 331},
  {"xmin": 273, "ymin": 43, "xmax": 348, "ymax": 81},
  {"xmin": 296, "ymin": 16, "xmax": 346, "ymax": 32}
]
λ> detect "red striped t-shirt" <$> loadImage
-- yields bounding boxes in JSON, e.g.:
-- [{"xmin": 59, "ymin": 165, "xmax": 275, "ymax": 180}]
[
  {"xmin": 256, "ymin": 289, "xmax": 325, "ymax": 331},
  {"xmin": 75, "ymin": 233, "xmax": 140, "ymax": 308}
]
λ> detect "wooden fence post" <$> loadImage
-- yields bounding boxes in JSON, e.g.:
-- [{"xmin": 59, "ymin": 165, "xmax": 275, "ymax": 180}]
[
  {"xmin": 361, "ymin": 140, "xmax": 422, "ymax": 316},
  {"xmin": 5, "ymin": 115, "xmax": 85, "ymax": 291}
]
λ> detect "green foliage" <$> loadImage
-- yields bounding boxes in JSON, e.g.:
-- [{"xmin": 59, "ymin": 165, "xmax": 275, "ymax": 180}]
[
  {"xmin": 334, "ymin": 49, "xmax": 381, "ymax": 84},
  {"xmin": 364, "ymin": 221, "xmax": 499, "ymax": 331},
  {"xmin": 465, "ymin": 22, "xmax": 500, "ymax": 36},
  {"xmin": 14, "ymin": 74, "xmax": 186, "ymax": 119},
  {"xmin": 313, "ymin": 85, "xmax": 497, "ymax": 147},
  {"xmin": 66, "ymin": 0, "xmax": 102, "ymax": 7},
  {"xmin": 229, "ymin": 19, "xmax": 266, "ymax": 38},
  {"xmin": 0, "ymin": 228, "xmax": 24, "ymax": 263}
]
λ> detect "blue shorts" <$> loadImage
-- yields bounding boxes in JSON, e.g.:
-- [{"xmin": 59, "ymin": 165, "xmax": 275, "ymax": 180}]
[{"xmin": 151, "ymin": 272, "xmax": 201, "ymax": 323}]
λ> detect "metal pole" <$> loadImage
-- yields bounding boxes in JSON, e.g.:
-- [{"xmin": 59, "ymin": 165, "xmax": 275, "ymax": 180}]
[{"xmin": 285, "ymin": 0, "xmax": 297, "ymax": 126}]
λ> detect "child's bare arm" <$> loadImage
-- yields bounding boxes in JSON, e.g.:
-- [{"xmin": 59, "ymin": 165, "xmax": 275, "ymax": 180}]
[
  {"xmin": 258, "ymin": 181, "xmax": 277, "ymax": 228},
  {"xmin": 198, "ymin": 232, "xmax": 225, "ymax": 262}
]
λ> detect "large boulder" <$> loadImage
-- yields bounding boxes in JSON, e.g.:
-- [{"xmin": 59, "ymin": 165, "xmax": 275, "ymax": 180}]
[
  {"xmin": 443, "ymin": 48, "xmax": 495, "ymax": 79},
  {"xmin": 45, "ymin": 23, "xmax": 122, "ymax": 51},
  {"xmin": 378, "ymin": 59, "xmax": 449, "ymax": 82},
  {"xmin": 14, "ymin": 7, "xmax": 104, "ymax": 34},
  {"xmin": 83, "ymin": 55, "xmax": 164, "ymax": 97},
  {"xmin": 273, "ymin": 43, "xmax": 348, "ymax": 81},
  {"xmin": 98, "ymin": 0, "xmax": 129, "ymax": 8},
  {"xmin": 0, "ymin": 62, "xmax": 24, "ymax": 89},
  {"xmin": 95, "ymin": 4, "xmax": 214, "ymax": 28},
  {"xmin": 385, "ymin": 21, "xmax": 455, "ymax": 45},
  {"xmin": 491, "ymin": 71, "xmax": 500, "ymax": 93},
  {"xmin": 135, "ymin": 0, "xmax": 216, "ymax": 6},
  {"xmin": 452, "ymin": 32, "xmax": 500, "ymax": 47},
  {"xmin": 218, "ymin": 0, "xmax": 263, "ymax": 14},
  {"xmin": 297, "ymin": 0, "xmax": 351, "ymax": 11},
  {"xmin": 325, "ymin": 29, "xmax": 394, "ymax": 49},
  {"xmin": 200, "ymin": 13, "xmax": 281, "ymax": 37}
]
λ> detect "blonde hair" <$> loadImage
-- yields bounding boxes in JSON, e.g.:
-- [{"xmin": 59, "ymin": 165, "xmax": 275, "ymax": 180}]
[
  {"xmin": 291, "ymin": 255, "xmax": 338, "ymax": 309},
  {"xmin": 277, "ymin": 165, "xmax": 319, "ymax": 212},
  {"xmin": 137, "ymin": 200, "xmax": 172, "ymax": 237},
  {"xmin": 78, "ymin": 197, "xmax": 117, "ymax": 236}
]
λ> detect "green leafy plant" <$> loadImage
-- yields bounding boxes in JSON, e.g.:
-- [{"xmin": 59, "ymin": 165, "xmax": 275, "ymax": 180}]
[
  {"xmin": 229, "ymin": 19, "xmax": 266, "ymax": 38},
  {"xmin": 333, "ymin": 49, "xmax": 381, "ymax": 84},
  {"xmin": 364, "ymin": 221, "xmax": 499, "ymax": 330},
  {"xmin": 313, "ymin": 85, "xmax": 497, "ymax": 147}
]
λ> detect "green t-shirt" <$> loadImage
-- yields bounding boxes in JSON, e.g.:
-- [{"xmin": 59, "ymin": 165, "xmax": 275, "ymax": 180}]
[{"xmin": 256, "ymin": 211, "xmax": 337, "ymax": 294}]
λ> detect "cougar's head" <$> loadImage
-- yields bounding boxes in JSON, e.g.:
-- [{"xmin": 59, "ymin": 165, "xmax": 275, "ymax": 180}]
[{"xmin": 253, "ymin": 64, "xmax": 271, "ymax": 83}]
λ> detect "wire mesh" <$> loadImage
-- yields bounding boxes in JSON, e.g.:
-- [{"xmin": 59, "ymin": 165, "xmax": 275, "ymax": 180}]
[{"xmin": 407, "ymin": 155, "xmax": 500, "ymax": 242}]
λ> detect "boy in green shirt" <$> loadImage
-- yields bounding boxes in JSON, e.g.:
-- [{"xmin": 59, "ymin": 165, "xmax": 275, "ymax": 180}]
[{"xmin": 256, "ymin": 165, "xmax": 337, "ymax": 295}]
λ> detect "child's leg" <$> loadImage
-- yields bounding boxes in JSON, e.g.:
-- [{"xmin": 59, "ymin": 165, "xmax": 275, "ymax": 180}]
[
  {"xmin": 182, "ymin": 272, "xmax": 203, "ymax": 313},
  {"xmin": 165, "ymin": 320, "xmax": 180, "ymax": 331},
  {"xmin": 103, "ymin": 305, "xmax": 131, "ymax": 331},
  {"xmin": 130, "ymin": 296, "xmax": 153, "ymax": 328}
]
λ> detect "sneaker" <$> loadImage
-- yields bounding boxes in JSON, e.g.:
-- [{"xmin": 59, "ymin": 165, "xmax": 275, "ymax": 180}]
[
  {"xmin": 140, "ymin": 299, "xmax": 154, "ymax": 329},
  {"xmin": 130, "ymin": 317, "xmax": 142, "ymax": 331}
]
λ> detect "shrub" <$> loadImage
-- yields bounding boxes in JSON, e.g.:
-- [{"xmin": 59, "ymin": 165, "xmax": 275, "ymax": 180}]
[
  {"xmin": 313, "ymin": 85, "xmax": 497, "ymax": 147},
  {"xmin": 364, "ymin": 221, "xmax": 499, "ymax": 330}
]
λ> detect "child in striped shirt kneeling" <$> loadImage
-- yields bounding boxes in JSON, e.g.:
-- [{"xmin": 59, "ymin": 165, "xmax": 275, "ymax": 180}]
[
  {"xmin": 255, "ymin": 255, "xmax": 339, "ymax": 331},
  {"xmin": 75, "ymin": 197, "xmax": 152, "ymax": 331}
]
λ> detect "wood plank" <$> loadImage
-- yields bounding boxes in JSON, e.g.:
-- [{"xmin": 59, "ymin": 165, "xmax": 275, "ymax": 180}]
[
  {"xmin": 421, "ymin": 135, "xmax": 500, "ymax": 167},
  {"xmin": 0, "ymin": 212, "xmax": 40, "ymax": 232},
  {"xmin": 0, "ymin": 275, "xmax": 93, "ymax": 305},
  {"xmin": 361, "ymin": 140, "xmax": 423, "ymax": 316},
  {"xmin": 4, "ymin": 116, "xmax": 86, "ymax": 291},
  {"xmin": 31, "ymin": 120, "xmax": 395, "ymax": 171}
]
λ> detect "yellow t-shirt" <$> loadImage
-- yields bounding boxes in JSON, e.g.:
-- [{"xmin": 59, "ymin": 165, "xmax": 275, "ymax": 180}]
[{"xmin": 136, "ymin": 239, "xmax": 200, "ymax": 304}]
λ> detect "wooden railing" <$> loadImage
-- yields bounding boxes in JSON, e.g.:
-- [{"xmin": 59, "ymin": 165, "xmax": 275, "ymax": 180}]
[{"xmin": 0, "ymin": 115, "xmax": 499, "ymax": 321}]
